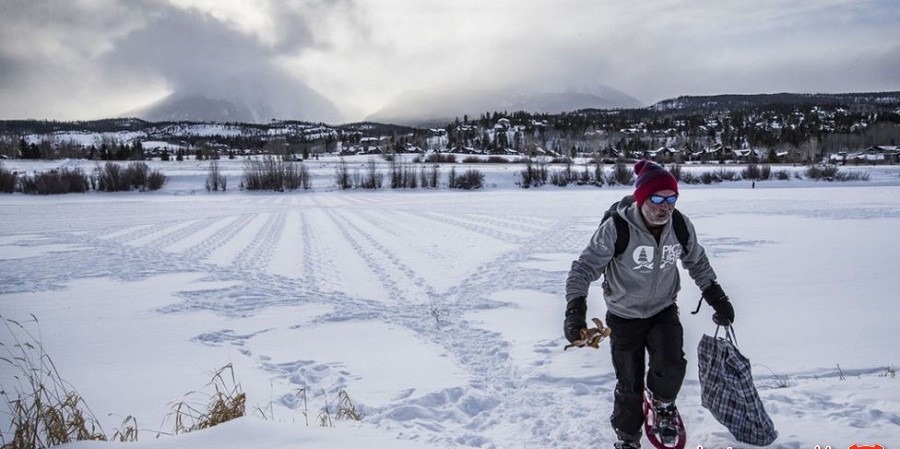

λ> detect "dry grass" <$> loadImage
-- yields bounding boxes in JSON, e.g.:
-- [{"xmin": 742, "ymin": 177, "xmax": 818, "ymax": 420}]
[
  {"xmin": 110, "ymin": 415, "xmax": 139, "ymax": 442},
  {"xmin": 166, "ymin": 363, "xmax": 246, "ymax": 435},
  {"xmin": 2, "ymin": 315, "xmax": 364, "ymax": 446},
  {"xmin": 317, "ymin": 388, "xmax": 364, "ymax": 427},
  {"xmin": 336, "ymin": 390, "xmax": 362, "ymax": 421},
  {"xmin": 0, "ymin": 315, "xmax": 108, "ymax": 449}
]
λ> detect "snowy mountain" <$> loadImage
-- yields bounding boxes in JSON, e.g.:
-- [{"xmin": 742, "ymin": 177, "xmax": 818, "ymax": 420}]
[
  {"xmin": 651, "ymin": 91, "xmax": 900, "ymax": 112},
  {"xmin": 126, "ymin": 88, "xmax": 344, "ymax": 125},
  {"xmin": 126, "ymin": 95, "xmax": 257, "ymax": 124},
  {"xmin": 368, "ymin": 84, "xmax": 642, "ymax": 126}
]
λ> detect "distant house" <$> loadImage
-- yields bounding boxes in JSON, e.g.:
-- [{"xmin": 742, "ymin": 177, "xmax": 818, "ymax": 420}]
[
  {"xmin": 359, "ymin": 136, "xmax": 391, "ymax": 154},
  {"xmin": 648, "ymin": 147, "xmax": 679, "ymax": 162},
  {"xmin": 403, "ymin": 144, "xmax": 423, "ymax": 154},
  {"xmin": 695, "ymin": 143, "xmax": 732, "ymax": 160},
  {"xmin": 732, "ymin": 148, "xmax": 767, "ymax": 162},
  {"xmin": 851, "ymin": 145, "xmax": 900, "ymax": 164},
  {"xmin": 773, "ymin": 150, "xmax": 793, "ymax": 163}
]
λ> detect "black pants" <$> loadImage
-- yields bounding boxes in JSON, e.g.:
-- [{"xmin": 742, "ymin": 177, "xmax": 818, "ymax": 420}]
[{"xmin": 606, "ymin": 305, "xmax": 686, "ymax": 440}]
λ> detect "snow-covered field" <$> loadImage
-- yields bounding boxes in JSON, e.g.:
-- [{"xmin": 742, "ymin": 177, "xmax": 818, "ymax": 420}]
[{"xmin": 0, "ymin": 158, "xmax": 898, "ymax": 449}]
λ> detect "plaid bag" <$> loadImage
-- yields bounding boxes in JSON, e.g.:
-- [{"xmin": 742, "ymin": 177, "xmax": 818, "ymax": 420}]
[{"xmin": 697, "ymin": 327, "xmax": 778, "ymax": 446}]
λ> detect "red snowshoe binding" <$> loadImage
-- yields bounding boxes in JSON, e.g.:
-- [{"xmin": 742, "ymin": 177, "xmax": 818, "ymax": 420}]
[{"xmin": 642, "ymin": 389, "xmax": 686, "ymax": 449}]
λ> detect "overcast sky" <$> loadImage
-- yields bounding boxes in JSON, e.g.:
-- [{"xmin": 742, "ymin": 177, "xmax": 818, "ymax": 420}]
[{"xmin": 1, "ymin": 0, "xmax": 898, "ymax": 122}]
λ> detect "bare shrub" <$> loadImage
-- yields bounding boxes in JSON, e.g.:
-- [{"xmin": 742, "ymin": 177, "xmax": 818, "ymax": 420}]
[
  {"xmin": 96, "ymin": 162, "xmax": 124, "ymax": 192},
  {"xmin": 0, "ymin": 163, "xmax": 17, "ymax": 193},
  {"xmin": 96, "ymin": 162, "xmax": 166, "ymax": 192},
  {"xmin": 743, "ymin": 163, "xmax": 773, "ymax": 181},
  {"xmin": 805, "ymin": 164, "xmax": 838, "ymax": 181},
  {"xmin": 205, "ymin": 160, "xmax": 227, "ymax": 191},
  {"xmin": 806, "ymin": 165, "xmax": 869, "ymax": 181},
  {"xmin": 419, "ymin": 164, "xmax": 440, "ymax": 189},
  {"xmin": 593, "ymin": 164, "xmax": 605, "ymax": 187},
  {"xmin": 124, "ymin": 162, "xmax": 149, "ymax": 190},
  {"xmin": 679, "ymin": 171, "xmax": 700, "ymax": 184},
  {"xmin": 550, "ymin": 162, "xmax": 579, "ymax": 187},
  {"xmin": 334, "ymin": 158, "xmax": 351, "ymax": 190},
  {"xmin": 606, "ymin": 163, "xmax": 634, "ymax": 185},
  {"xmin": 519, "ymin": 158, "xmax": 547, "ymax": 188},
  {"xmin": 243, "ymin": 156, "xmax": 282, "ymax": 191},
  {"xmin": 699, "ymin": 171, "xmax": 720, "ymax": 184},
  {"xmin": 354, "ymin": 160, "xmax": 383, "ymax": 189},
  {"xmin": 549, "ymin": 160, "xmax": 577, "ymax": 187},
  {"xmin": 0, "ymin": 316, "xmax": 108, "ymax": 448},
  {"xmin": 19, "ymin": 168, "xmax": 89, "ymax": 194},
  {"xmin": 668, "ymin": 164, "xmax": 683, "ymax": 182},
  {"xmin": 715, "ymin": 168, "xmax": 741, "ymax": 182},
  {"xmin": 773, "ymin": 170, "xmax": 791, "ymax": 180},
  {"xmin": 145, "ymin": 171, "xmax": 167, "ymax": 191},
  {"xmin": 833, "ymin": 170, "xmax": 869, "ymax": 181},
  {"xmin": 448, "ymin": 167, "xmax": 484, "ymax": 190},
  {"xmin": 576, "ymin": 164, "xmax": 592, "ymax": 185},
  {"xmin": 243, "ymin": 156, "xmax": 309, "ymax": 191},
  {"xmin": 283, "ymin": 161, "xmax": 311, "ymax": 190},
  {"xmin": 424, "ymin": 153, "xmax": 456, "ymax": 163},
  {"xmin": 389, "ymin": 160, "xmax": 419, "ymax": 189}
]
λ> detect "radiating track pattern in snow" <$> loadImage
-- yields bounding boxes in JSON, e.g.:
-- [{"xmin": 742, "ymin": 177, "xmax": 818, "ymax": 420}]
[{"xmin": 2, "ymin": 190, "xmax": 898, "ymax": 449}]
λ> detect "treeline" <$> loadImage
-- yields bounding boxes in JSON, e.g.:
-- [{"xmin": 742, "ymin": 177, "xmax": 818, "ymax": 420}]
[
  {"xmin": 2, "ymin": 92, "xmax": 899, "ymax": 161},
  {"xmin": 451, "ymin": 101, "xmax": 900, "ymax": 159}
]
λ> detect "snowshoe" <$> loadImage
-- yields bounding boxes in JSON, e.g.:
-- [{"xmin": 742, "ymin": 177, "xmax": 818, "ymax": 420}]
[{"xmin": 642, "ymin": 389, "xmax": 686, "ymax": 449}]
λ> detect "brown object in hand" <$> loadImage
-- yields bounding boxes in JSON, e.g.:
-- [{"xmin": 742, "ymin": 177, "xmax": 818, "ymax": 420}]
[{"xmin": 564, "ymin": 317, "xmax": 612, "ymax": 350}]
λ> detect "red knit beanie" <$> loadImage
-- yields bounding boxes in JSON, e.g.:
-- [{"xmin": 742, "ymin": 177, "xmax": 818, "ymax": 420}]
[{"xmin": 633, "ymin": 160, "xmax": 678, "ymax": 205}]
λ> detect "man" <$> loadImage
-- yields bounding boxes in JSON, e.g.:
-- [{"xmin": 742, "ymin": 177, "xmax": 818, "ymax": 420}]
[{"xmin": 565, "ymin": 160, "xmax": 735, "ymax": 449}]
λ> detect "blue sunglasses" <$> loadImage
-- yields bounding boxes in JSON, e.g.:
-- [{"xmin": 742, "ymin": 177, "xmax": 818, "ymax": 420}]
[{"xmin": 649, "ymin": 194, "xmax": 678, "ymax": 205}]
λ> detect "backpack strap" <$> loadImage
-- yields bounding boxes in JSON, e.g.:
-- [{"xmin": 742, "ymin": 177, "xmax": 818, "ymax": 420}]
[
  {"xmin": 601, "ymin": 200, "xmax": 630, "ymax": 259},
  {"xmin": 672, "ymin": 209, "xmax": 690, "ymax": 256},
  {"xmin": 611, "ymin": 212, "xmax": 630, "ymax": 258}
]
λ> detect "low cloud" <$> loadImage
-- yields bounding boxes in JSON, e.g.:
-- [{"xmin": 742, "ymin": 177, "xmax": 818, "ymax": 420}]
[
  {"xmin": 0, "ymin": 0, "xmax": 344, "ymax": 121},
  {"xmin": 0, "ymin": 0, "xmax": 897, "ymax": 121}
]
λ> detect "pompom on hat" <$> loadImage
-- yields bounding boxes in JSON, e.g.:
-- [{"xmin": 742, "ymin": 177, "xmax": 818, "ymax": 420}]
[{"xmin": 633, "ymin": 160, "xmax": 678, "ymax": 205}]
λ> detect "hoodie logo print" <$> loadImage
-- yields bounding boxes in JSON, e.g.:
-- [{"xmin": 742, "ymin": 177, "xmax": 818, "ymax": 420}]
[
  {"xmin": 632, "ymin": 246, "xmax": 655, "ymax": 270},
  {"xmin": 632, "ymin": 244, "xmax": 681, "ymax": 271},
  {"xmin": 660, "ymin": 244, "xmax": 682, "ymax": 269}
]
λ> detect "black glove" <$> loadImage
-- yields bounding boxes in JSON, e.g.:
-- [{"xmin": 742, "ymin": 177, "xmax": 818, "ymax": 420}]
[
  {"xmin": 564, "ymin": 297, "xmax": 587, "ymax": 343},
  {"xmin": 702, "ymin": 282, "xmax": 735, "ymax": 325}
]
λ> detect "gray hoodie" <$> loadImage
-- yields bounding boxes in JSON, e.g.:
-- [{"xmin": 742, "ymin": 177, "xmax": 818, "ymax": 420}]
[{"xmin": 566, "ymin": 197, "xmax": 717, "ymax": 319}]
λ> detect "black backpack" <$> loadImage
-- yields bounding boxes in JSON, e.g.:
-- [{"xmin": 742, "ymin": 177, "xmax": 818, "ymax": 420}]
[{"xmin": 602, "ymin": 196, "xmax": 691, "ymax": 258}]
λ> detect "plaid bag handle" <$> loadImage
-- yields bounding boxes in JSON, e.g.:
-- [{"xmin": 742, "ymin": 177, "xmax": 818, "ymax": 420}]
[
  {"xmin": 713, "ymin": 324, "xmax": 739, "ymax": 347},
  {"xmin": 692, "ymin": 295, "xmax": 740, "ymax": 347}
]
